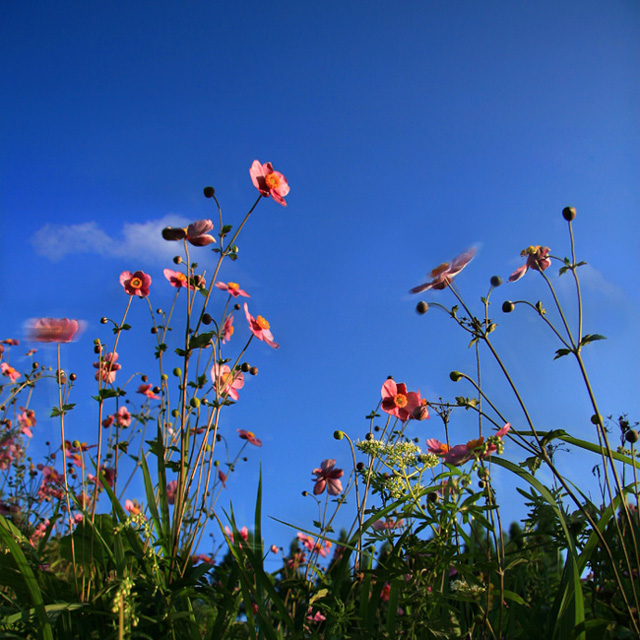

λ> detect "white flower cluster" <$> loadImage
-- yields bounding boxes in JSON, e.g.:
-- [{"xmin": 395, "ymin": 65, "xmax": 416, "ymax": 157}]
[
  {"xmin": 356, "ymin": 439, "xmax": 422, "ymax": 468},
  {"xmin": 450, "ymin": 579, "xmax": 486, "ymax": 596}
]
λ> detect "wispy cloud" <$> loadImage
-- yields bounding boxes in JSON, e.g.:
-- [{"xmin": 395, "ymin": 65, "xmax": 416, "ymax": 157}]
[{"xmin": 31, "ymin": 214, "xmax": 191, "ymax": 264}]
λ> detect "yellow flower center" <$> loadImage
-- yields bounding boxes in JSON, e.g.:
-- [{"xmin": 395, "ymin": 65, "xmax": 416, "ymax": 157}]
[
  {"xmin": 265, "ymin": 173, "xmax": 282, "ymax": 190},
  {"xmin": 246, "ymin": 431, "xmax": 255, "ymax": 438},
  {"xmin": 521, "ymin": 245, "xmax": 540, "ymax": 257},
  {"xmin": 176, "ymin": 273, "xmax": 187, "ymax": 283},
  {"xmin": 429, "ymin": 263, "xmax": 450, "ymax": 278},
  {"xmin": 227, "ymin": 282, "xmax": 239, "ymax": 290},
  {"xmin": 256, "ymin": 316, "xmax": 270, "ymax": 330},
  {"xmin": 393, "ymin": 393, "xmax": 408, "ymax": 408},
  {"xmin": 130, "ymin": 277, "xmax": 142, "ymax": 288}
]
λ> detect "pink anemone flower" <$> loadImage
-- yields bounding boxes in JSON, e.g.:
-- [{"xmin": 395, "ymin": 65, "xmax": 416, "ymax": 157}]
[
  {"xmin": 312, "ymin": 459, "xmax": 344, "ymax": 496},
  {"xmin": 244, "ymin": 303, "xmax": 279, "ymax": 349},
  {"xmin": 250, "ymin": 160, "xmax": 290, "ymax": 206},
  {"xmin": 508, "ymin": 246, "xmax": 552, "ymax": 282},
  {"xmin": 1, "ymin": 363, "xmax": 20, "ymax": 383},
  {"xmin": 93, "ymin": 352, "xmax": 121, "ymax": 383},
  {"xmin": 215, "ymin": 281, "xmax": 250, "ymax": 298},
  {"xmin": 18, "ymin": 408, "xmax": 36, "ymax": 438},
  {"xmin": 28, "ymin": 318, "xmax": 80, "ymax": 343},
  {"xmin": 186, "ymin": 219, "xmax": 216, "ymax": 246},
  {"xmin": 120, "ymin": 271, "xmax": 152, "ymax": 297},
  {"xmin": 221, "ymin": 315, "xmax": 234, "ymax": 343},
  {"xmin": 137, "ymin": 383, "xmax": 160, "ymax": 400},
  {"xmin": 237, "ymin": 429, "xmax": 262, "ymax": 447},
  {"xmin": 115, "ymin": 406, "xmax": 132, "ymax": 427},
  {"xmin": 211, "ymin": 363, "xmax": 244, "ymax": 401},
  {"xmin": 163, "ymin": 269, "xmax": 193, "ymax": 290},
  {"xmin": 381, "ymin": 379, "xmax": 421, "ymax": 422},
  {"xmin": 409, "ymin": 247, "xmax": 477, "ymax": 294}
]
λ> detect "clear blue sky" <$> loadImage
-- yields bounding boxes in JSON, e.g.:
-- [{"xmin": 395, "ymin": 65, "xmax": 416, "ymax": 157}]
[{"xmin": 2, "ymin": 1, "xmax": 639, "ymax": 560}]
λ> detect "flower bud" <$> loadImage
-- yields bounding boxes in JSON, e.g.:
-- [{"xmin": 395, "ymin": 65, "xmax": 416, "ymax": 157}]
[
  {"xmin": 150, "ymin": 327, "xmax": 158, "ymax": 334},
  {"xmin": 502, "ymin": 301, "xmax": 515, "ymax": 313},
  {"xmin": 153, "ymin": 386, "xmax": 161, "ymax": 394},
  {"xmin": 416, "ymin": 301, "xmax": 429, "ymax": 315},
  {"xmin": 161, "ymin": 375, "xmax": 168, "ymax": 382},
  {"xmin": 562, "ymin": 206, "xmax": 577, "ymax": 222},
  {"xmin": 69, "ymin": 373, "xmax": 77, "ymax": 382},
  {"xmin": 173, "ymin": 256, "xmax": 183, "ymax": 265},
  {"xmin": 203, "ymin": 186, "xmax": 215, "ymax": 198},
  {"xmin": 365, "ymin": 432, "xmax": 373, "ymax": 441},
  {"xmin": 356, "ymin": 462, "xmax": 365, "ymax": 471},
  {"xmin": 190, "ymin": 397, "xmax": 200, "ymax": 408},
  {"xmin": 333, "ymin": 430, "xmax": 344, "ymax": 440},
  {"xmin": 427, "ymin": 492, "xmax": 438, "ymax": 503},
  {"xmin": 100, "ymin": 317, "xmax": 108, "ymax": 324},
  {"xmin": 490, "ymin": 275, "xmax": 503, "ymax": 287},
  {"xmin": 162, "ymin": 226, "xmax": 187, "ymax": 241},
  {"xmin": 591, "ymin": 414, "xmax": 601, "ymax": 425},
  {"xmin": 202, "ymin": 313, "xmax": 212, "ymax": 325},
  {"xmin": 234, "ymin": 303, "xmax": 241, "ymax": 311},
  {"xmin": 171, "ymin": 409, "xmax": 179, "ymax": 418},
  {"xmin": 141, "ymin": 375, "xmax": 148, "ymax": 382},
  {"xmin": 302, "ymin": 490, "xmax": 308, "ymax": 496},
  {"xmin": 625, "ymin": 429, "xmax": 639, "ymax": 444},
  {"xmin": 249, "ymin": 366, "xmax": 258, "ymax": 376},
  {"xmin": 173, "ymin": 367, "xmax": 182, "ymax": 377},
  {"xmin": 241, "ymin": 362, "xmax": 250, "ymax": 372},
  {"xmin": 449, "ymin": 371, "xmax": 462, "ymax": 382}
]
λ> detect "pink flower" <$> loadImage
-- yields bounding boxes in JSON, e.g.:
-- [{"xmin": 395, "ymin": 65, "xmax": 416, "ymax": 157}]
[
  {"xmin": 409, "ymin": 247, "xmax": 477, "ymax": 294},
  {"xmin": 115, "ymin": 406, "xmax": 131, "ymax": 427},
  {"xmin": 270, "ymin": 544, "xmax": 279, "ymax": 554},
  {"xmin": 306, "ymin": 608, "xmax": 326, "ymax": 623},
  {"xmin": 427, "ymin": 424, "xmax": 510, "ymax": 466},
  {"xmin": 372, "ymin": 518, "xmax": 404, "ymax": 532},
  {"xmin": 1, "ymin": 363, "xmax": 20, "ymax": 382},
  {"xmin": 125, "ymin": 499, "xmax": 142, "ymax": 515},
  {"xmin": 186, "ymin": 220, "xmax": 216, "ymax": 246},
  {"xmin": 381, "ymin": 583, "xmax": 391, "ymax": 602},
  {"xmin": 28, "ymin": 318, "xmax": 80, "ymax": 343},
  {"xmin": 412, "ymin": 397, "xmax": 430, "ymax": 421},
  {"xmin": 167, "ymin": 480, "xmax": 178, "ymax": 505},
  {"xmin": 381, "ymin": 379, "xmax": 421, "ymax": 422},
  {"xmin": 215, "ymin": 281, "xmax": 250, "ymax": 298},
  {"xmin": 218, "ymin": 470, "xmax": 227, "ymax": 488},
  {"xmin": 119, "ymin": 271, "xmax": 152, "ymax": 297},
  {"xmin": 17, "ymin": 408, "xmax": 36, "ymax": 438},
  {"xmin": 102, "ymin": 415, "xmax": 115, "ymax": 429},
  {"xmin": 137, "ymin": 383, "xmax": 160, "ymax": 399},
  {"xmin": 312, "ymin": 459, "xmax": 344, "ymax": 496},
  {"xmin": 250, "ymin": 160, "xmax": 290, "ymax": 206},
  {"xmin": 225, "ymin": 526, "xmax": 249, "ymax": 544},
  {"xmin": 297, "ymin": 532, "xmax": 315, "ymax": 551},
  {"xmin": 237, "ymin": 429, "xmax": 262, "ymax": 447},
  {"xmin": 425, "ymin": 439, "xmax": 451, "ymax": 455},
  {"xmin": 211, "ymin": 363, "xmax": 244, "ymax": 401},
  {"xmin": 1, "ymin": 339, "xmax": 19, "ymax": 346},
  {"xmin": 192, "ymin": 554, "xmax": 215, "ymax": 565},
  {"xmin": 221, "ymin": 315, "xmax": 234, "ymax": 343},
  {"xmin": 509, "ymin": 246, "xmax": 552, "ymax": 282},
  {"xmin": 163, "ymin": 269, "xmax": 193, "ymax": 290},
  {"xmin": 244, "ymin": 303, "xmax": 279, "ymax": 349},
  {"xmin": 93, "ymin": 352, "xmax": 121, "ymax": 383}
]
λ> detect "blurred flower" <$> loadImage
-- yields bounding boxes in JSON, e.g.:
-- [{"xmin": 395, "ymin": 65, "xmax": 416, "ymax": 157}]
[
  {"xmin": 163, "ymin": 269, "xmax": 193, "ymax": 290},
  {"xmin": 137, "ymin": 383, "xmax": 160, "ymax": 400},
  {"xmin": 372, "ymin": 518, "xmax": 404, "ymax": 532},
  {"xmin": 186, "ymin": 220, "xmax": 216, "ymax": 246},
  {"xmin": 427, "ymin": 423, "xmax": 510, "ymax": 466},
  {"xmin": 102, "ymin": 415, "xmax": 115, "ymax": 429},
  {"xmin": 244, "ymin": 303, "xmax": 279, "ymax": 349},
  {"xmin": 192, "ymin": 554, "xmax": 215, "ymax": 565},
  {"xmin": 115, "ymin": 406, "xmax": 131, "ymax": 427},
  {"xmin": 425, "ymin": 439, "xmax": 451, "ymax": 455},
  {"xmin": 1, "ymin": 363, "xmax": 20, "ymax": 382},
  {"xmin": 167, "ymin": 480, "xmax": 178, "ymax": 505},
  {"xmin": 93, "ymin": 352, "xmax": 121, "ymax": 383},
  {"xmin": 412, "ymin": 397, "xmax": 430, "ymax": 421},
  {"xmin": 119, "ymin": 270, "xmax": 152, "ymax": 297},
  {"xmin": 18, "ymin": 408, "xmax": 36, "ymax": 438},
  {"xmin": 125, "ymin": 499, "xmax": 142, "ymax": 515},
  {"xmin": 381, "ymin": 379, "xmax": 421, "ymax": 422},
  {"xmin": 270, "ymin": 544, "xmax": 279, "ymax": 554},
  {"xmin": 215, "ymin": 281, "xmax": 250, "ymax": 298},
  {"xmin": 0, "ymin": 339, "xmax": 19, "ymax": 346},
  {"xmin": 297, "ymin": 532, "xmax": 315, "ymax": 551},
  {"xmin": 380, "ymin": 583, "xmax": 391, "ymax": 603},
  {"xmin": 509, "ymin": 246, "xmax": 551, "ymax": 282},
  {"xmin": 218, "ymin": 470, "xmax": 227, "ymax": 488},
  {"xmin": 250, "ymin": 160, "xmax": 290, "ymax": 206},
  {"xmin": 211, "ymin": 363, "xmax": 244, "ymax": 401},
  {"xmin": 225, "ymin": 526, "xmax": 249, "ymax": 544},
  {"xmin": 28, "ymin": 318, "xmax": 80, "ymax": 343},
  {"xmin": 237, "ymin": 429, "xmax": 262, "ymax": 447},
  {"xmin": 312, "ymin": 459, "xmax": 344, "ymax": 496},
  {"xmin": 409, "ymin": 247, "xmax": 477, "ymax": 294},
  {"xmin": 221, "ymin": 315, "xmax": 234, "ymax": 343},
  {"xmin": 306, "ymin": 608, "xmax": 326, "ymax": 623}
]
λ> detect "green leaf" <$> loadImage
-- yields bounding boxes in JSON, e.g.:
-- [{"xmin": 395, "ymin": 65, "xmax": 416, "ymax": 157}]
[
  {"xmin": 579, "ymin": 334, "xmax": 606, "ymax": 347},
  {"xmin": 554, "ymin": 348, "xmax": 572, "ymax": 360},
  {"xmin": 92, "ymin": 388, "xmax": 118, "ymax": 401},
  {"xmin": 189, "ymin": 332, "xmax": 214, "ymax": 349}
]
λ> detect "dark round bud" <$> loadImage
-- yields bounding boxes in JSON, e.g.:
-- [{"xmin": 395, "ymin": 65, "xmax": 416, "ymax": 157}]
[
  {"xmin": 173, "ymin": 255, "xmax": 183, "ymax": 265},
  {"xmin": 490, "ymin": 275, "xmax": 503, "ymax": 287},
  {"xmin": 562, "ymin": 206, "xmax": 577, "ymax": 222},
  {"xmin": 152, "ymin": 386, "xmax": 160, "ymax": 394},
  {"xmin": 203, "ymin": 186, "xmax": 215, "ymax": 198},
  {"xmin": 591, "ymin": 414, "xmax": 601, "ymax": 425},
  {"xmin": 201, "ymin": 313, "xmax": 212, "ymax": 325},
  {"xmin": 156, "ymin": 308, "xmax": 162, "ymax": 315},
  {"xmin": 356, "ymin": 462, "xmax": 365, "ymax": 471},
  {"xmin": 141, "ymin": 375, "xmax": 148, "ymax": 382},
  {"xmin": 625, "ymin": 429, "xmax": 639, "ymax": 444},
  {"xmin": 416, "ymin": 301, "xmax": 429, "ymax": 315},
  {"xmin": 502, "ymin": 301, "xmax": 515, "ymax": 313},
  {"xmin": 162, "ymin": 226, "xmax": 187, "ymax": 241},
  {"xmin": 374, "ymin": 425, "xmax": 380, "ymax": 432},
  {"xmin": 302, "ymin": 490, "xmax": 308, "ymax": 496},
  {"xmin": 216, "ymin": 434, "xmax": 222, "ymax": 441},
  {"xmin": 32, "ymin": 362, "xmax": 39, "ymax": 369},
  {"xmin": 69, "ymin": 373, "xmax": 77, "ymax": 382},
  {"xmin": 249, "ymin": 366, "xmax": 258, "ymax": 376},
  {"xmin": 150, "ymin": 327, "xmax": 158, "ymax": 334},
  {"xmin": 449, "ymin": 371, "xmax": 462, "ymax": 382},
  {"xmin": 234, "ymin": 303, "xmax": 241, "ymax": 311},
  {"xmin": 427, "ymin": 492, "xmax": 439, "ymax": 503},
  {"xmin": 243, "ymin": 456, "xmax": 248, "ymax": 462},
  {"xmin": 478, "ymin": 480, "xmax": 486, "ymax": 489},
  {"xmin": 333, "ymin": 430, "xmax": 344, "ymax": 440},
  {"xmin": 100, "ymin": 317, "xmax": 108, "ymax": 324},
  {"xmin": 365, "ymin": 432, "xmax": 373, "ymax": 441},
  {"xmin": 241, "ymin": 362, "xmax": 250, "ymax": 372}
]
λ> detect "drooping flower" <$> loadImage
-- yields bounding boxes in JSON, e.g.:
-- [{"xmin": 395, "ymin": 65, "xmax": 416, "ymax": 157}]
[
  {"xmin": 186, "ymin": 220, "xmax": 216, "ymax": 246},
  {"xmin": 218, "ymin": 470, "xmax": 227, "ymax": 488},
  {"xmin": 137, "ymin": 383, "xmax": 160, "ymax": 400},
  {"xmin": 381, "ymin": 379, "xmax": 421, "ymax": 422},
  {"xmin": 1, "ymin": 363, "xmax": 20, "ymax": 383},
  {"xmin": 244, "ymin": 303, "xmax": 279, "ymax": 349},
  {"xmin": 167, "ymin": 480, "xmax": 178, "ymax": 505},
  {"xmin": 221, "ymin": 315, "xmax": 234, "ymax": 343},
  {"xmin": 215, "ymin": 281, "xmax": 250, "ymax": 298},
  {"xmin": 163, "ymin": 269, "xmax": 194, "ymax": 290},
  {"xmin": 412, "ymin": 397, "xmax": 430, "ymax": 421},
  {"xmin": 28, "ymin": 318, "xmax": 80, "ymax": 343},
  {"xmin": 120, "ymin": 271, "xmax": 152, "ymax": 297},
  {"xmin": 312, "ymin": 459, "xmax": 344, "ymax": 496},
  {"xmin": 250, "ymin": 160, "xmax": 290, "ymax": 206},
  {"xmin": 409, "ymin": 247, "xmax": 477, "ymax": 294},
  {"xmin": 508, "ymin": 246, "xmax": 552, "ymax": 282},
  {"xmin": 211, "ymin": 363, "xmax": 244, "ymax": 401},
  {"xmin": 237, "ymin": 429, "xmax": 262, "ymax": 447},
  {"xmin": 93, "ymin": 352, "xmax": 121, "ymax": 383}
]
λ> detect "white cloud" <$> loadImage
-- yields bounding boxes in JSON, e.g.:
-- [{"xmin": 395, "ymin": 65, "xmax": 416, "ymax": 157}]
[{"xmin": 31, "ymin": 214, "xmax": 191, "ymax": 264}]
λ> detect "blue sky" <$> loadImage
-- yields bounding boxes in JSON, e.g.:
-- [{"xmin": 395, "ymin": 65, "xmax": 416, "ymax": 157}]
[{"xmin": 2, "ymin": 1, "xmax": 639, "ymax": 560}]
